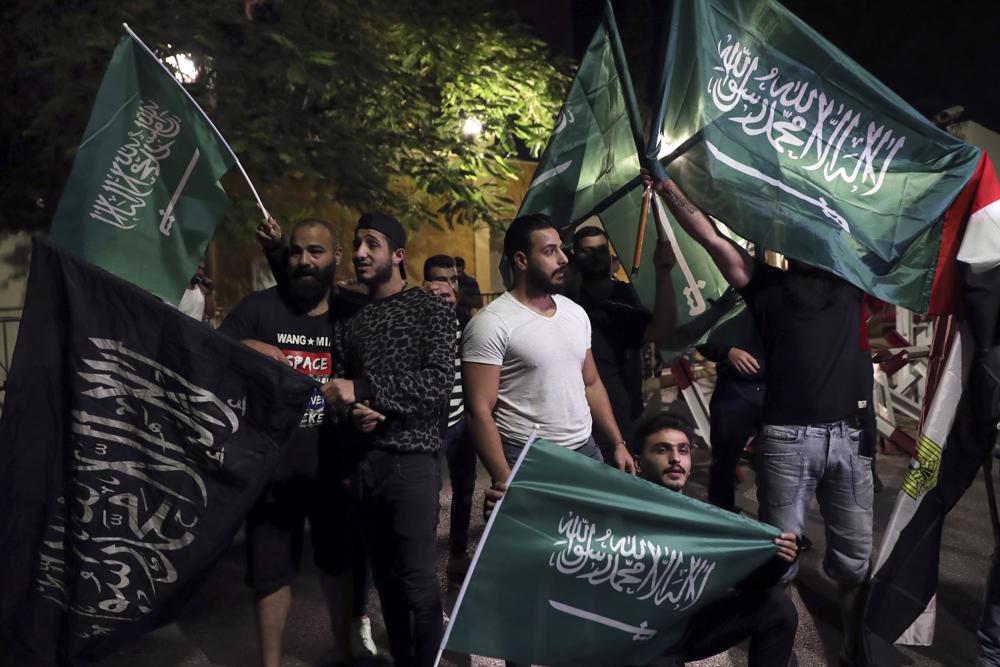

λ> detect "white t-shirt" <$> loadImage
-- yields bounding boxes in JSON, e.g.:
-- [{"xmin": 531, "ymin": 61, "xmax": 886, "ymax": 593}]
[{"xmin": 462, "ymin": 291, "xmax": 593, "ymax": 449}]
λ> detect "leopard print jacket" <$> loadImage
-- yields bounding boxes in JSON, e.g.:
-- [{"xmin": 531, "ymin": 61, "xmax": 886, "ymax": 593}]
[{"xmin": 334, "ymin": 287, "xmax": 455, "ymax": 454}]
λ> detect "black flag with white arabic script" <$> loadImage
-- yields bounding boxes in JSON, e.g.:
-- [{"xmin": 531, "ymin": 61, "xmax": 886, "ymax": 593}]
[{"xmin": 0, "ymin": 240, "xmax": 316, "ymax": 665}]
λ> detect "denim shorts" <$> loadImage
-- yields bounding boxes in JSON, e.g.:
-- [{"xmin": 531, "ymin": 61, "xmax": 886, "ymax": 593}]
[{"xmin": 757, "ymin": 420, "xmax": 873, "ymax": 585}]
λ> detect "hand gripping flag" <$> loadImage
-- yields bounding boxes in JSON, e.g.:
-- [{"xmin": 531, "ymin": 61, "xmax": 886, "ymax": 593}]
[
  {"xmin": 0, "ymin": 241, "xmax": 315, "ymax": 665},
  {"xmin": 514, "ymin": 1, "xmax": 746, "ymax": 363},
  {"xmin": 439, "ymin": 439, "xmax": 782, "ymax": 666},
  {"xmin": 650, "ymin": 0, "xmax": 985, "ymax": 314},
  {"xmin": 48, "ymin": 26, "xmax": 263, "ymax": 305}
]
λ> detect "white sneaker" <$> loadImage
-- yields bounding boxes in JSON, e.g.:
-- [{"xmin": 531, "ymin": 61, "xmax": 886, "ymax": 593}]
[{"xmin": 350, "ymin": 615, "xmax": 378, "ymax": 657}]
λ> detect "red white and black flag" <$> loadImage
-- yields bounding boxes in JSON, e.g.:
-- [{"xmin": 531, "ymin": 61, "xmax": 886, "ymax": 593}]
[
  {"xmin": 861, "ymin": 155, "xmax": 1000, "ymax": 662},
  {"xmin": 0, "ymin": 240, "xmax": 314, "ymax": 665}
]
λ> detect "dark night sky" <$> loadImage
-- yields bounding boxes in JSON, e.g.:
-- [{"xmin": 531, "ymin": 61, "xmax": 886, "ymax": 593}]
[{"xmin": 500, "ymin": 0, "xmax": 1000, "ymax": 132}]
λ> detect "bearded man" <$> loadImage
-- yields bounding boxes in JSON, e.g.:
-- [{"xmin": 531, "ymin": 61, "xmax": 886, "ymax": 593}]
[
  {"xmin": 462, "ymin": 214, "xmax": 639, "ymax": 526},
  {"xmin": 321, "ymin": 212, "xmax": 455, "ymax": 667},
  {"xmin": 570, "ymin": 226, "xmax": 676, "ymax": 456},
  {"xmin": 220, "ymin": 218, "xmax": 366, "ymax": 667}
]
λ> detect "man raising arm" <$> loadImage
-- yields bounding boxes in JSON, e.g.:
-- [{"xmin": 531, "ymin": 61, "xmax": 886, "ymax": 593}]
[
  {"xmin": 644, "ymin": 172, "xmax": 755, "ymax": 289},
  {"xmin": 644, "ymin": 167, "xmax": 873, "ymax": 665}
]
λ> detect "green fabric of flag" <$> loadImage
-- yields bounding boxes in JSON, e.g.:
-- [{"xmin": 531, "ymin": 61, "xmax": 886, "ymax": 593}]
[
  {"xmin": 650, "ymin": 0, "xmax": 982, "ymax": 313},
  {"xmin": 49, "ymin": 34, "xmax": 235, "ymax": 305},
  {"xmin": 442, "ymin": 439, "xmax": 780, "ymax": 666},
  {"xmin": 515, "ymin": 2, "xmax": 742, "ymax": 361}
]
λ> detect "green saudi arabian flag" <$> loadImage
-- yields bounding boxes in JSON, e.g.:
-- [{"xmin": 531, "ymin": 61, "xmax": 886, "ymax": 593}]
[
  {"xmin": 516, "ymin": 2, "xmax": 744, "ymax": 362},
  {"xmin": 650, "ymin": 0, "xmax": 983, "ymax": 313},
  {"xmin": 440, "ymin": 440, "xmax": 780, "ymax": 666},
  {"xmin": 49, "ymin": 29, "xmax": 236, "ymax": 305}
]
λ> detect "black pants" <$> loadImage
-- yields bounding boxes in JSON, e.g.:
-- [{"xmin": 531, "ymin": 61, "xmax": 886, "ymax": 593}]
[
  {"xmin": 708, "ymin": 378, "xmax": 765, "ymax": 511},
  {"xmin": 355, "ymin": 450, "xmax": 442, "ymax": 667},
  {"xmin": 440, "ymin": 418, "xmax": 477, "ymax": 555},
  {"xmin": 673, "ymin": 585, "xmax": 797, "ymax": 666}
]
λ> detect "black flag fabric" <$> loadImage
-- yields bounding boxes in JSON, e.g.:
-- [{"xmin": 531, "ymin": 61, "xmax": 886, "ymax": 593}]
[
  {"xmin": 859, "ymin": 262, "xmax": 1000, "ymax": 663},
  {"xmin": 0, "ymin": 240, "xmax": 315, "ymax": 665}
]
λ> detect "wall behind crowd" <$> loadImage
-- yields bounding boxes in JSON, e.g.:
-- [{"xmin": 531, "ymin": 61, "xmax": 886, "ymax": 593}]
[{"xmin": 212, "ymin": 161, "xmax": 536, "ymax": 314}]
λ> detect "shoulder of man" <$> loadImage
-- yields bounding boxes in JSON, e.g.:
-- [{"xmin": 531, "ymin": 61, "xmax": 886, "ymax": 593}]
[
  {"xmin": 411, "ymin": 285, "xmax": 454, "ymax": 317},
  {"xmin": 609, "ymin": 280, "xmax": 639, "ymax": 305},
  {"xmin": 738, "ymin": 259, "xmax": 782, "ymax": 296},
  {"xmin": 462, "ymin": 299, "xmax": 510, "ymax": 339},
  {"xmin": 555, "ymin": 293, "xmax": 590, "ymax": 320},
  {"xmin": 219, "ymin": 286, "xmax": 283, "ymax": 338},
  {"xmin": 225, "ymin": 286, "xmax": 284, "ymax": 319},
  {"xmin": 331, "ymin": 286, "xmax": 368, "ymax": 320}
]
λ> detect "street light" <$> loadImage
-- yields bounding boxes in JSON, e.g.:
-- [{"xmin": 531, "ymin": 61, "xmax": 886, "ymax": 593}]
[
  {"xmin": 165, "ymin": 52, "xmax": 200, "ymax": 84},
  {"xmin": 461, "ymin": 117, "xmax": 483, "ymax": 137}
]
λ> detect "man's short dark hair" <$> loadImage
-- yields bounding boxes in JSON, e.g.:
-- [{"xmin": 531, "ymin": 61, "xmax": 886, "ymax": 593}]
[
  {"xmin": 630, "ymin": 413, "xmax": 697, "ymax": 456},
  {"xmin": 503, "ymin": 213, "xmax": 557, "ymax": 266},
  {"xmin": 423, "ymin": 254, "xmax": 456, "ymax": 280},
  {"xmin": 453, "ymin": 256, "xmax": 466, "ymax": 270},
  {"xmin": 573, "ymin": 225, "xmax": 609, "ymax": 250},
  {"xmin": 292, "ymin": 218, "xmax": 339, "ymax": 246}
]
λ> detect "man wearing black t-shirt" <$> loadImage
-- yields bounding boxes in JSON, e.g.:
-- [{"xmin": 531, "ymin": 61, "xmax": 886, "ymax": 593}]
[
  {"xmin": 645, "ymin": 171, "xmax": 873, "ymax": 665},
  {"xmin": 570, "ymin": 226, "xmax": 676, "ymax": 459},
  {"xmin": 221, "ymin": 218, "xmax": 365, "ymax": 667}
]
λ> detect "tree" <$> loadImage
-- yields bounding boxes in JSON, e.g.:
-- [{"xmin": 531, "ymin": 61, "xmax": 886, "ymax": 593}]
[{"xmin": 0, "ymin": 0, "xmax": 570, "ymax": 235}]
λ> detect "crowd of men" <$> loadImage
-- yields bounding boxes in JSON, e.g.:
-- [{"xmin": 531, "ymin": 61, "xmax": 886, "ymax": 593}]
[{"xmin": 206, "ymin": 167, "xmax": 945, "ymax": 667}]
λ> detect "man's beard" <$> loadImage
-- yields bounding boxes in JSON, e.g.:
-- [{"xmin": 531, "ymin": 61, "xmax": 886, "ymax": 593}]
[
  {"xmin": 526, "ymin": 263, "xmax": 565, "ymax": 294},
  {"xmin": 357, "ymin": 256, "xmax": 394, "ymax": 288},
  {"xmin": 783, "ymin": 267, "xmax": 846, "ymax": 311},
  {"xmin": 576, "ymin": 251, "xmax": 611, "ymax": 280},
  {"xmin": 287, "ymin": 263, "xmax": 335, "ymax": 311}
]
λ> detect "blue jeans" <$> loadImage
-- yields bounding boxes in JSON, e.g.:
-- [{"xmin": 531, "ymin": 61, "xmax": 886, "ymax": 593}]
[
  {"xmin": 439, "ymin": 418, "xmax": 477, "ymax": 555},
  {"xmin": 979, "ymin": 545, "xmax": 1000, "ymax": 666},
  {"xmin": 501, "ymin": 436, "xmax": 603, "ymax": 469},
  {"xmin": 757, "ymin": 421, "xmax": 873, "ymax": 585}
]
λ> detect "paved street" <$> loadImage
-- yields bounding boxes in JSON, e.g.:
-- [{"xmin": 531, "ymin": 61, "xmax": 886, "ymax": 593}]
[{"xmin": 72, "ymin": 386, "xmax": 995, "ymax": 667}]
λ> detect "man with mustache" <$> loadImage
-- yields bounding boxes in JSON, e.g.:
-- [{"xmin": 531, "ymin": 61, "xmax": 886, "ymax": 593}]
[
  {"xmin": 463, "ymin": 214, "xmax": 637, "ymax": 527},
  {"xmin": 630, "ymin": 413, "xmax": 800, "ymax": 667},
  {"xmin": 570, "ymin": 226, "xmax": 676, "ymax": 460},
  {"xmin": 643, "ymin": 171, "xmax": 873, "ymax": 666},
  {"xmin": 421, "ymin": 254, "xmax": 478, "ymax": 581},
  {"xmin": 321, "ymin": 212, "xmax": 454, "ymax": 667},
  {"xmin": 220, "ymin": 218, "xmax": 368, "ymax": 667}
]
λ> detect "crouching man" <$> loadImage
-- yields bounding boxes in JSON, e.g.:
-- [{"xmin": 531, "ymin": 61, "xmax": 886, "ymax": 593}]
[{"xmin": 630, "ymin": 413, "xmax": 800, "ymax": 667}]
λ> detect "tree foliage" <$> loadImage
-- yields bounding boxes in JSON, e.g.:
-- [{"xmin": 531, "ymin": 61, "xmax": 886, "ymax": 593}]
[{"xmin": 0, "ymin": 0, "xmax": 570, "ymax": 234}]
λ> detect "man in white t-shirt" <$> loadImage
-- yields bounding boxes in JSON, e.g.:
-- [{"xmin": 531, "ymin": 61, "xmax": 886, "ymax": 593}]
[{"xmin": 462, "ymin": 213, "xmax": 636, "ymax": 517}]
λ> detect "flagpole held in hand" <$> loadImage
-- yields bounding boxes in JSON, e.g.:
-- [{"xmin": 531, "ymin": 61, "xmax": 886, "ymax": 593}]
[
  {"xmin": 648, "ymin": 183, "xmax": 670, "ymax": 242},
  {"xmin": 632, "ymin": 185, "xmax": 652, "ymax": 274},
  {"xmin": 434, "ymin": 432, "xmax": 540, "ymax": 667},
  {"xmin": 122, "ymin": 23, "xmax": 270, "ymax": 221}
]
